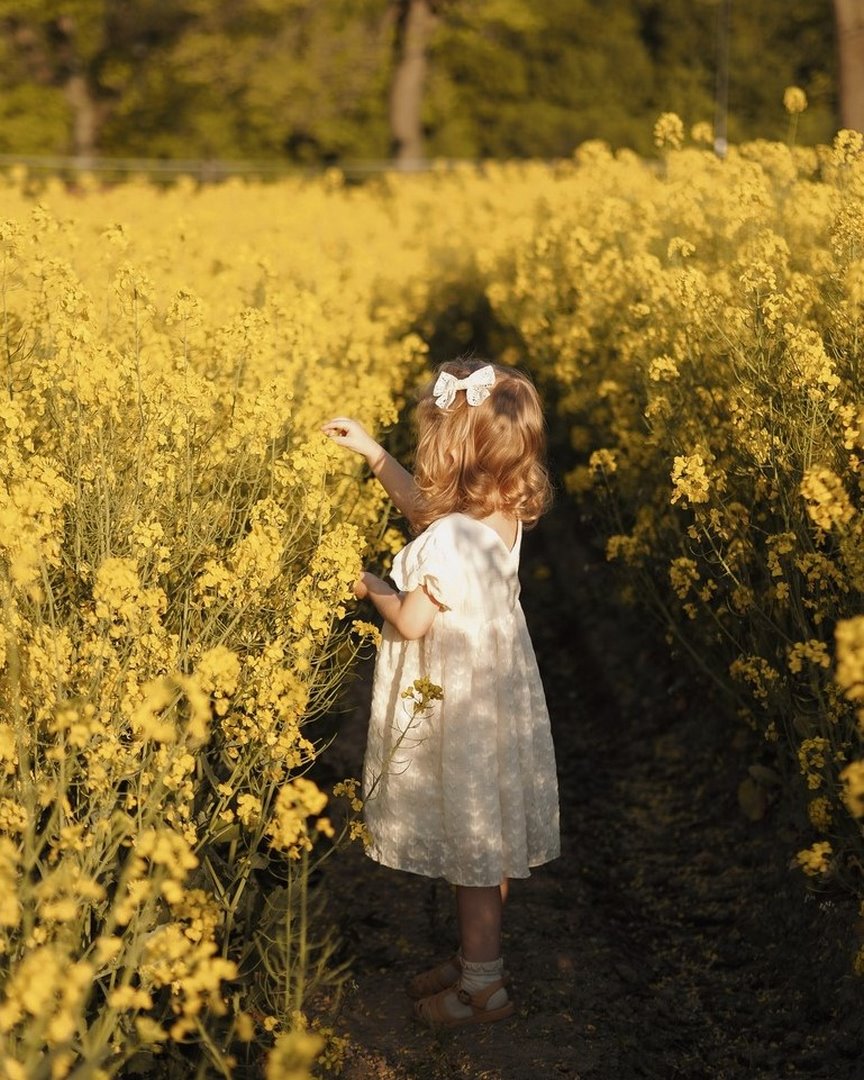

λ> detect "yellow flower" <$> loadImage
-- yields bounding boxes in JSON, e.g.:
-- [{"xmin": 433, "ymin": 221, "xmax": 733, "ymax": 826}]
[
  {"xmin": 235, "ymin": 1011, "xmax": 256, "ymax": 1042},
  {"xmin": 666, "ymin": 238, "xmax": 695, "ymax": 261},
  {"xmin": 653, "ymin": 112, "xmax": 684, "ymax": 151},
  {"xmin": 798, "ymin": 736, "xmax": 830, "ymax": 789},
  {"xmin": 795, "ymin": 840, "xmax": 831, "ymax": 876},
  {"xmin": 669, "ymin": 557, "xmax": 699, "ymax": 601},
  {"xmin": 352, "ymin": 620, "xmax": 382, "ymax": 646},
  {"xmin": 265, "ymin": 1027, "xmax": 324, "ymax": 1080},
  {"xmin": 835, "ymin": 617, "xmax": 864, "ymax": 703},
  {"xmin": 236, "ymin": 794, "xmax": 263, "ymax": 828},
  {"xmin": 0, "ymin": 838, "xmax": 20, "ymax": 929},
  {"xmin": 588, "ymin": 448, "xmax": 618, "ymax": 476},
  {"xmin": 807, "ymin": 797, "xmax": 832, "ymax": 831},
  {"xmin": 165, "ymin": 288, "xmax": 204, "ymax": 327},
  {"xmin": 832, "ymin": 128, "xmax": 864, "ymax": 166},
  {"xmin": 783, "ymin": 86, "xmax": 808, "ymax": 114},
  {"xmin": 729, "ymin": 655, "xmax": 780, "ymax": 703},
  {"xmin": 787, "ymin": 640, "xmax": 830, "ymax": 674},
  {"xmin": 131, "ymin": 678, "xmax": 180, "ymax": 743},
  {"xmin": 135, "ymin": 1017, "xmax": 169, "ymax": 1044},
  {"xmin": 108, "ymin": 986, "xmax": 153, "ymax": 1011},
  {"xmin": 333, "ymin": 777, "xmax": 364, "ymax": 814},
  {"xmin": 784, "ymin": 324, "xmax": 839, "ymax": 398},
  {"xmin": 690, "ymin": 121, "xmax": 714, "ymax": 145},
  {"xmin": 800, "ymin": 467, "xmax": 855, "ymax": 532},
  {"xmin": 136, "ymin": 827, "xmax": 198, "ymax": 872},
  {"xmin": 841, "ymin": 760, "xmax": 864, "ymax": 817},
  {"xmin": 267, "ymin": 778, "xmax": 329, "ymax": 857},
  {"xmin": 670, "ymin": 454, "xmax": 711, "ymax": 506},
  {"xmin": 196, "ymin": 645, "xmax": 242, "ymax": 697},
  {"xmin": 400, "ymin": 677, "xmax": 444, "ymax": 710},
  {"xmin": 648, "ymin": 355, "xmax": 680, "ymax": 382}
]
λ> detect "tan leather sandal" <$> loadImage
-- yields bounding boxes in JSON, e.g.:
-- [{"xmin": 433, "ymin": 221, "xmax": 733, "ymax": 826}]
[
  {"xmin": 413, "ymin": 978, "xmax": 515, "ymax": 1029},
  {"xmin": 405, "ymin": 954, "xmax": 462, "ymax": 1000}
]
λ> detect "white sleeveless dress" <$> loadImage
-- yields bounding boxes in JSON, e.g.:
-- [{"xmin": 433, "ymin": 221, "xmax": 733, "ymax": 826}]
[{"xmin": 362, "ymin": 513, "xmax": 560, "ymax": 887}]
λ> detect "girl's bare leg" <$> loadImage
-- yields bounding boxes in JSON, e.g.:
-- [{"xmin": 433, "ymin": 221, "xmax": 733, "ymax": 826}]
[
  {"xmin": 414, "ymin": 881, "xmax": 513, "ymax": 1023},
  {"xmin": 408, "ymin": 880, "xmax": 508, "ymax": 999},
  {"xmin": 456, "ymin": 884, "xmax": 503, "ymax": 962}
]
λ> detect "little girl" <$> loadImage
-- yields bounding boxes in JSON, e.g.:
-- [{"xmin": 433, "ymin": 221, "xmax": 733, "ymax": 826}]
[{"xmin": 322, "ymin": 359, "xmax": 560, "ymax": 1028}]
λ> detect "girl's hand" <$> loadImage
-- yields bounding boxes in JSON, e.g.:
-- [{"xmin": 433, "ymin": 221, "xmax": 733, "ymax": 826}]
[
  {"xmin": 322, "ymin": 417, "xmax": 417, "ymax": 520},
  {"xmin": 353, "ymin": 572, "xmax": 370, "ymax": 600},
  {"xmin": 321, "ymin": 417, "xmax": 380, "ymax": 462}
]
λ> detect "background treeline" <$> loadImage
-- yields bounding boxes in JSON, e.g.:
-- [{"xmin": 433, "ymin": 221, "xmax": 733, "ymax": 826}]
[{"xmin": 0, "ymin": 0, "xmax": 840, "ymax": 164}]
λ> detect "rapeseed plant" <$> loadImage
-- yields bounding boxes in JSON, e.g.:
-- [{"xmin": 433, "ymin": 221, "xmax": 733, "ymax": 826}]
[
  {"xmin": 466, "ymin": 117, "xmax": 864, "ymax": 938},
  {"xmin": 0, "ymin": 171, "xmax": 426, "ymax": 1076}
]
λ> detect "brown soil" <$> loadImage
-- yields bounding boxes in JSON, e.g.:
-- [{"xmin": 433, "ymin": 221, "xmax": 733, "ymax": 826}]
[{"xmin": 316, "ymin": 509, "xmax": 864, "ymax": 1080}]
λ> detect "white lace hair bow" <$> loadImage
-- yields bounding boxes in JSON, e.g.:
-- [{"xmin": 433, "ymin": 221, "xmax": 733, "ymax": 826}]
[{"xmin": 432, "ymin": 365, "xmax": 496, "ymax": 409}]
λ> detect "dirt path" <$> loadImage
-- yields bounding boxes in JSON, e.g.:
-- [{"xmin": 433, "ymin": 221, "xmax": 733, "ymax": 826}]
[{"xmin": 317, "ymin": 510, "xmax": 864, "ymax": 1080}]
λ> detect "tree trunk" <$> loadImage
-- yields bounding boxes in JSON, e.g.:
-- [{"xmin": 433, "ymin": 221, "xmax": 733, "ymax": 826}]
[
  {"xmin": 389, "ymin": 0, "xmax": 438, "ymax": 169},
  {"xmin": 51, "ymin": 13, "xmax": 104, "ymax": 167},
  {"xmin": 64, "ymin": 70, "xmax": 101, "ymax": 167},
  {"xmin": 834, "ymin": 0, "xmax": 864, "ymax": 132}
]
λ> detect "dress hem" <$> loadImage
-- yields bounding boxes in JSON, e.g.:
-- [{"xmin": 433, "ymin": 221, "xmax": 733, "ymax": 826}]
[{"xmin": 364, "ymin": 845, "xmax": 561, "ymax": 888}]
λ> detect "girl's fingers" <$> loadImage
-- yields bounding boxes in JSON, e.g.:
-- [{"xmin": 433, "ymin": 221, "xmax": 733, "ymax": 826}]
[
  {"xmin": 321, "ymin": 417, "xmax": 357, "ymax": 437},
  {"xmin": 321, "ymin": 423, "xmax": 351, "ymax": 438},
  {"xmin": 321, "ymin": 417, "xmax": 373, "ymax": 457}
]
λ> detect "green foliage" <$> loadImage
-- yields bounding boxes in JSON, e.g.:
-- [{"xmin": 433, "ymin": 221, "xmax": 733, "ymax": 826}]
[
  {"xmin": 0, "ymin": 83, "xmax": 68, "ymax": 155},
  {"xmin": 426, "ymin": 0, "xmax": 836, "ymax": 157},
  {"xmin": 635, "ymin": 0, "xmax": 836, "ymax": 145},
  {"xmin": 102, "ymin": 0, "xmax": 391, "ymax": 161},
  {"xmin": 0, "ymin": 0, "xmax": 843, "ymax": 162},
  {"xmin": 427, "ymin": 0, "xmax": 656, "ymax": 157}
]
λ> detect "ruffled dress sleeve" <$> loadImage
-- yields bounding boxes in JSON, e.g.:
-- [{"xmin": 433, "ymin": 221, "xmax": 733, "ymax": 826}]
[{"xmin": 389, "ymin": 519, "xmax": 460, "ymax": 612}]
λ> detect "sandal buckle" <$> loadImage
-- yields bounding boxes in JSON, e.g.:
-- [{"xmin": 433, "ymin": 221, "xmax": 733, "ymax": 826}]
[{"xmin": 456, "ymin": 988, "xmax": 473, "ymax": 1006}]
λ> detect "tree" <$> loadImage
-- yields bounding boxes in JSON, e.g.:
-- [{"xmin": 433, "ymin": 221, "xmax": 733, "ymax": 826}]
[
  {"xmin": 0, "ymin": 0, "xmax": 845, "ymax": 164},
  {"xmin": 103, "ymin": 0, "xmax": 390, "ymax": 162},
  {"xmin": 634, "ymin": 0, "xmax": 836, "ymax": 146},
  {"xmin": 0, "ymin": 1, "xmax": 187, "ymax": 163},
  {"xmin": 0, "ymin": 1, "xmax": 106, "ymax": 163},
  {"xmin": 834, "ymin": 0, "xmax": 864, "ymax": 131},
  {"xmin": 425, "ymin": 1, "xmax": 652, "ymax": 157},
  {"xmin": 0, "ymin": 1, "xmax": 390, "ymax": 164},
  {"xmin": 389, "ymin": 0, "xmax": 440, "ymax": 166}
]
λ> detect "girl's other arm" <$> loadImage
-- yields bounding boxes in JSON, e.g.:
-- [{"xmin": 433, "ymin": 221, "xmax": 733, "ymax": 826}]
[
  {"xmin": 355, "ymin": 571, "xmax": 439, "ymax": 641},
  {"xmin": 321, "ymin": 417, "xmax": 418, "ymax": 521}
]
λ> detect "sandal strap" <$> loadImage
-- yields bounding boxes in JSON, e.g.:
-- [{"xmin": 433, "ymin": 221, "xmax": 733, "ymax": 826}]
[
  {"xmin": 415, "ymin": 978, "xmax": 515, "ymax": 1028},
  {"xmin": 407, "ymin": 954, "xmax": 462, "ymax": 998},
  {"xmin": 456, "ymin": 975, "xmax": 510, "ymax": 1010}
]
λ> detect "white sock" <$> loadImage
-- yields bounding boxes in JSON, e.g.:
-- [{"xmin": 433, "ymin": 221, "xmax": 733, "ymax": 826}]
[{"xmin": 457, "ymin": 956, "xmax": 508, "ymax": 1011}]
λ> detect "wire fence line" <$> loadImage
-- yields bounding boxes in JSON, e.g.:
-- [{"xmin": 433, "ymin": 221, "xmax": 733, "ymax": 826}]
[{"xmin": 0, "ymin": 152, "xmax": 473, "ymax": 184}]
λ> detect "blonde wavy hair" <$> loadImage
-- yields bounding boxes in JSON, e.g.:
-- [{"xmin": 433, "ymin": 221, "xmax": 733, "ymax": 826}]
[{"xmin": 411, "ymin": 359, "xmax": 553, "ymax": 533}]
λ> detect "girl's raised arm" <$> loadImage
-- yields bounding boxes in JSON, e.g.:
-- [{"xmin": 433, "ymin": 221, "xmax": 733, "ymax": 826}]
[{"xmin": 321, "ymin": 417, "xmax": 419, "ymax": 521}]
